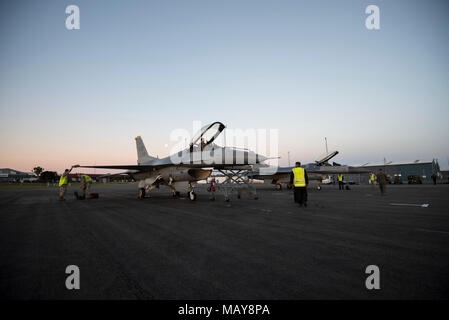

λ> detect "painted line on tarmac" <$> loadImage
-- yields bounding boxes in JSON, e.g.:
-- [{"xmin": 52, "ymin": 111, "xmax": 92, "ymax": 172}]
[
  {"xmin": 390, "ymin": 203, "xmax": 429, "ymax": 208},
  {"xmin": 415, "ymin": 228, "xmax": 449, "ymax": 235}
]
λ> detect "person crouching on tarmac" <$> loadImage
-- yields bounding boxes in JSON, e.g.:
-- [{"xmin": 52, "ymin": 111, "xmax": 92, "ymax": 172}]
[
  {"xmin": 80, "ymin": 174, "xmax": 92, "ymax": 198},
  {"xmin": 289, "ymin": 162, "xmax": 309, "ymax": 207},
  {"xmin": 58, "ymin": 167, "xmax": 73, "ymax": 201}
]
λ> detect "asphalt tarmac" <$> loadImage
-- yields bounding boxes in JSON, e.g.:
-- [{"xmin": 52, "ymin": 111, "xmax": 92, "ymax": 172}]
[{"xmin": 1, "ymin": 183, "xmax": 448, "ymax": 299}]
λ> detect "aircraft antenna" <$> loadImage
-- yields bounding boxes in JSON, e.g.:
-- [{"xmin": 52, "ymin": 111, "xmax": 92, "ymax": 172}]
[{"xmin": 325, "ymin": 137, "xmax": 328, "ymax": 154}]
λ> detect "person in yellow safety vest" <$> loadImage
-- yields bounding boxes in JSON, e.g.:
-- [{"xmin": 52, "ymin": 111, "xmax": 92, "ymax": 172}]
[
  {"xmin": 58, "ymin": 167, "xmax": 73, "ymax": 201},
  {"xmin": 289, "ymin": 161, "xmax": 309, "ymax": 207},
  {"xmin": 80, "ymin": 174, "xmax": 93, "ymax": 198},
  {"xmin": 338, "ymin": 173, "xmax": 344, "ymax": 190},
  {"xmin": 370, "ymin": 172, "xmax": 376, "ymax": 188}
]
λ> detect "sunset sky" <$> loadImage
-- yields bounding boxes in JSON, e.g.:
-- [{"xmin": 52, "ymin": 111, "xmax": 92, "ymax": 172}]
[{"xmin": 1, "ymin": 0, "xmax": 448, "ymax": 174}]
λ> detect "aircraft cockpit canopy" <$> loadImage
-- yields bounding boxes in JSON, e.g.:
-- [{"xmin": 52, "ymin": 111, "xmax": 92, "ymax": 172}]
[{"xmin": 190, "ymin": 122, "xmax": 225, "ymax": 148}]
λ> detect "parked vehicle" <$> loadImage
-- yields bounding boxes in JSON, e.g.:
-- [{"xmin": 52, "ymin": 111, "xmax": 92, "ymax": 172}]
[
  {"xmin": 393, "ymin": 175, "xmax": 403, "ymax": 184},
  {"xmin": 408, "ymin": 175, "xmax": 423, "ymax": 184}
]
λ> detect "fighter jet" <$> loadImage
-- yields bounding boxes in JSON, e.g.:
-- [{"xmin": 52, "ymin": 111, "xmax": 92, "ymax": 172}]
[
  {"xmin": 74, "ymin": 122, "xmax": 268, "ymax": 200},
  {"xmin": 249, "ymin": 151, "xmax": 369, "ymax": 190}
]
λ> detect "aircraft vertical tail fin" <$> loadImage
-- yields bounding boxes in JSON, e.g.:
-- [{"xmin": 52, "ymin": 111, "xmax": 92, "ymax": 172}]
[{"xmin": 135, "ymin": 136, "xmax": 156, "ymax": 164}]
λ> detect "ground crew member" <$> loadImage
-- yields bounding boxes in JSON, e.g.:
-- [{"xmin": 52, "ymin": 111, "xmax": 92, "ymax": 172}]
[
  {"xmin": 80, "ymin": 174, "xmax": 93, "ymax": 198},
  {"xmin": 377, "ymin": 169, "xmax": 387, "ymax": 195},
  {"xmin": 58, "ymin": 167, "xmax": 73, "ymax": 201},
  {"xmin": 338, "ymin": 174, "xmax": 344, "ymax": 190},
  {"xmin": 370, "ymin": 172, "xmax": 376, "ymax": 188},
  {"xmin": 289, "ymin": 162, "xmax": 309, "ymax": 207},
  {"xmin": 431, "ymin": 173, "xmax": 437, "ymax": 185}
]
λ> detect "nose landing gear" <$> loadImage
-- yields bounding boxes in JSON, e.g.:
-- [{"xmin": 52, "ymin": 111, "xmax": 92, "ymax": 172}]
[
  {"xmin": 188, "ymin": 191, "xmax": 197, "ymax": 201},
  {"xmin": 137, "ymin": 188, "xmax": 145, "ymax": 199}
]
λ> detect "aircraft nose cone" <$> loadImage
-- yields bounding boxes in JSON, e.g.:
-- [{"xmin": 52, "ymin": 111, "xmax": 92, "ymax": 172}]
[{"xmin": 256, "ymin": 154, "xmax": 267, "ymax": 163}]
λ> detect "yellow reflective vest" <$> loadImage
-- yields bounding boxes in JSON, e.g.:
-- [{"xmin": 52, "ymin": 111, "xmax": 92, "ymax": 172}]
[
  {"xmin": 82, "ymin": 175, "xmax": 92, "ymax": 183},
  {"xmin": 292, "ymin": 167, "xmax": 306, "ymax": 187},
  {"xmin": 370, "ymin": 173, "xmax": 375, "ymax": 181},
  {"xmin": 59, "ymin": 174, "xmax": 68, "ymax": 186},
  {"xmin": 338, "ymin": 174, "xmax": 343, "ymax": 182}
]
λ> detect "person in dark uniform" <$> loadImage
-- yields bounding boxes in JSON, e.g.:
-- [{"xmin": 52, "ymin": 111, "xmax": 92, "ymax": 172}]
[
  {"xmin": 431, "ymin": 173, "xmax": 437, "ymax": 185},
  {"xmin": 290, "ymin": 162, "xmax": 309, "ymax": 207},
  {"xmin": 377, "ymin": 169, "xmax": 387, "ymax": 195}
]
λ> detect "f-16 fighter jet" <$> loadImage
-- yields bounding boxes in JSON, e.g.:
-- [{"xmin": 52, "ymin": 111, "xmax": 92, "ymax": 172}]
[{"xmin": 74, "ymin": 122, "xmax": 268, "ymax": 200}]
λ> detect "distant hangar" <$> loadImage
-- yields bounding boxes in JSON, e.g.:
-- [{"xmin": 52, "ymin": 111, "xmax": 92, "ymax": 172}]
[
  {"xmin": 0, "ymin": 168, "xmax": 37, "ymax": 182},
  {"xmin": 350, "ymin": 159, "xmax": 441, "ymax": 184}
]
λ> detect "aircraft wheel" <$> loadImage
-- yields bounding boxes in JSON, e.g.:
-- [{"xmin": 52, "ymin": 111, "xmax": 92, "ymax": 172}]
[
  {"xmin": 188, "ymin": 191, "xmax": 196, "ymax": 201},
  {"xmin": 317, "ymin": 185, "xmax": 322, "ymax": 191},
  {"xmin": 138, "ymin": 188, "xmax": 145, "ymax": 199},
  {"xmin": 173, "ymin": 191, "xmax": 180, "ymax": 198}
]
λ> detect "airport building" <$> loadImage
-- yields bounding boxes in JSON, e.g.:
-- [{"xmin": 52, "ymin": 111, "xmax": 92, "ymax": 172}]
[
  {"xmin": 439, "ymin": 170, "xmax": 449, "ymax": 184},
  {"xmin": 347, "ymin": 159, "xmax": 440, "ymax": 184},
  {"xmin": 0, "ymin": 168, "xmax": 37, "ymax": 182}
]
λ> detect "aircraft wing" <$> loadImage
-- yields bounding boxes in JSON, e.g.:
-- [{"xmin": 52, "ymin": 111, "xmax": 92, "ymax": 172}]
[
  {"xmin": 250, "ymin": 165, "xmax": 369, "ymax": 179},
  {"xmin": 95, "ymin": 171, "xmax": 136, "ymax": 179},
  {"xmin": 276, "ymin": 166, "xmax": 369, "ymax": 175},
  {"xmin": 75, "ymin": 163, "xmax": 253, "ymax": 171},
  {"xmin": 210, "ymin": 164, "xmax": 253, "ymax": 170},
  {"xmin": 75, "ymin": 164, "xmax": 160, "ymax": 171},
  {"xmin": 307, "ymin": 166, "xmax": 370, "ymax": 174}
]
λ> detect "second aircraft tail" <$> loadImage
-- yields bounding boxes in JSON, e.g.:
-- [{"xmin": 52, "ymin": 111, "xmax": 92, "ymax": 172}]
[{"xmin": 135, "ymin": 136, "xmax": 157, "ymax": 164}]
